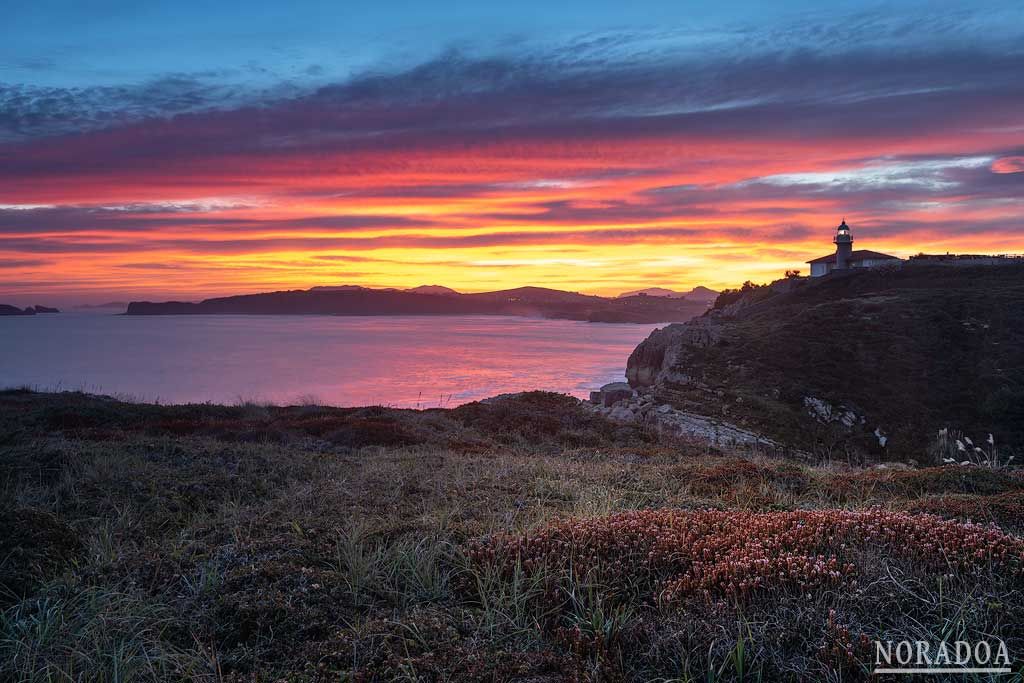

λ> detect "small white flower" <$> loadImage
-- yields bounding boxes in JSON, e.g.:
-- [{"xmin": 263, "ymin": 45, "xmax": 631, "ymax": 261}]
[
  {"xmin": 956, "ymin": 440, "xmax": 966, "ymax": 452},
  {"xmin": 965, "ymin": 436, "xmax": 974, "ymax": 446},
  {"xmin": 988, "ymin": 433, "xmax": 995, "ymax": 445}
]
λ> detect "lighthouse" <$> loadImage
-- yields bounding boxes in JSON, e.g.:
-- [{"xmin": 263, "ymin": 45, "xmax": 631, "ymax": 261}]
[
  {"xmin": 834, "ymin": 219, "xmax": 853, "ymax": 270},
  {"xmin": 807, "ymin": 219, "xmax": 900, "ymax": 276}
]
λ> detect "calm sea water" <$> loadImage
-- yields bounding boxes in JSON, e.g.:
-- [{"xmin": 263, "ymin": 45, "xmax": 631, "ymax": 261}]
[{"xmin": 0, "ymin": 314, "xmax": 661, "ymax": 407}]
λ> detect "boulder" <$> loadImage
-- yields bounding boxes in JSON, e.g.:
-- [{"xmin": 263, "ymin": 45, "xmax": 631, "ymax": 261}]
[
  {"xmin": 608, "ymin": 404, "xmax": 636, "ymax": 421},
  {"xmin": 598, "ymin": 382, "xmax": 634, "ymax": 407}
]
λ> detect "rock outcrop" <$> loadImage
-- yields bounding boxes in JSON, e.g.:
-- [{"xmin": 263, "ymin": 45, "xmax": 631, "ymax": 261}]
[
  {"xmin": 587, "ymin": 386, "xmax": 782, "ymax": 450},
  {"xmin": 626, "ymin": 318, "xmax": 724, "ymax": 387},
  {"xmin": 589, "ymin": 382, "xmax": 634, "ymax": 407}
]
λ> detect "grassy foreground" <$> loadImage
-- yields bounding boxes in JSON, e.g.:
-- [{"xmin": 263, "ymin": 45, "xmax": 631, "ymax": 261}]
[{"xmin": 1, "ymin": 390, "xmax": 1023, "ymax": 682}]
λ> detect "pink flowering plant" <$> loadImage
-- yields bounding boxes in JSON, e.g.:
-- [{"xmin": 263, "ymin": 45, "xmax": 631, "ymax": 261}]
[{"xmin": 469, "ymin": 508, "xmax": 1024, "ymax": 605}]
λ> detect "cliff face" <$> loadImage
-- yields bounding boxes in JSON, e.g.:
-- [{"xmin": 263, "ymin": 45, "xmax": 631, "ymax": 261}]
[
  {"xmin": 626, "ymin": 264, "xmax": 1024, "ymax": 461},
  {"xmin": 627, "ymin": 318, "xmax": 724, "ymax": 387}
]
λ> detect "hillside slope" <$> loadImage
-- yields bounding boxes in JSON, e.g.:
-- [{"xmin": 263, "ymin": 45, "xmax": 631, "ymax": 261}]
[{"xmin": 627, "ymin": 265, "xmax": 1024, "ymax": 461}]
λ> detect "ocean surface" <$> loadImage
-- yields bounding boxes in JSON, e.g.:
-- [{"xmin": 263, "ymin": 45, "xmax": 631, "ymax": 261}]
[{"xmin": 0, "ymin": 314, "xmax": 663, "ymax": 407}]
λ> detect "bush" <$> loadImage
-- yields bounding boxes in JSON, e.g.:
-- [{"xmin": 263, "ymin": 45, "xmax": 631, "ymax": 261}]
[{"xmin": 710, "ymin": 280, "xmax": 766, "ymax": 311}]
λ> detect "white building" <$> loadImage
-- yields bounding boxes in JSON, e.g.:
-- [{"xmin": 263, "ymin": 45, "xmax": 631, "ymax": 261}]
[{"xmin": 807, "ymin": 220, "xmax": 901, "ymax": 277}]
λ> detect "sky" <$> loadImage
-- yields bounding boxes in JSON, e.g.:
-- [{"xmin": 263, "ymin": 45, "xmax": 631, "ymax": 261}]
[{"xmin": 2, "ymin": 0, "xmax": 1023, "ymax": 305}]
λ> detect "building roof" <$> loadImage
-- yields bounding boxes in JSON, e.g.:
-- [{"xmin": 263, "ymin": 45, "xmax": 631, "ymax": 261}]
[{"xmin": 806, "ymin": 249, "xmax": 901, "ymax": 264}]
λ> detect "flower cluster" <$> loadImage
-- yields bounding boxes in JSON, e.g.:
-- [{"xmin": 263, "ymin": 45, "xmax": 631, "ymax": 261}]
[
  {"xmin": 468, "ymin": 508, "xmax": 1024, "ymax": 603},
  {"xmin": 662, "ymin": 552, "xmax": 852, "ymax": 602},
  {"xmin": 908, "ymin": 492, "xmax": 1024, "ymax": 531}
]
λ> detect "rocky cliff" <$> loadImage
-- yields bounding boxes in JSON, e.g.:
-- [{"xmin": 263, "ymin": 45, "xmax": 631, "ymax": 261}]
[{"xmin": 626, "ymin": 264, "xmax": 1024, "ymax": 462}]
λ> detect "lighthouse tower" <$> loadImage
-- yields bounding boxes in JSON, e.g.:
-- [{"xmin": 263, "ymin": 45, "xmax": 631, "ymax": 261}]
[{"xmin": 834, "ymin": 219, "xmax": 853, "ymax": 270}]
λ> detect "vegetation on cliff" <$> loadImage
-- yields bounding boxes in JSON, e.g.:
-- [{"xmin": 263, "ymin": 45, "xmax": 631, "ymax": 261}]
[{"xmin": 627, "ymin": 264, "xmax": 1024, "ymax": 463}]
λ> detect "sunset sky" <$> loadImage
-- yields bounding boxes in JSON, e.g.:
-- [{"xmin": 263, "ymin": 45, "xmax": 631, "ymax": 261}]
[{"xmin": 2, "ymin": 0, "xmax": 1023, "ymax": 305}]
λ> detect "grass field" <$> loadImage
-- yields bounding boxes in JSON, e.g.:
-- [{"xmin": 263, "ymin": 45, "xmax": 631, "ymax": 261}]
[{"xmin": 2, "ymin": 389, "xmax": 1022, "ymax": 681}]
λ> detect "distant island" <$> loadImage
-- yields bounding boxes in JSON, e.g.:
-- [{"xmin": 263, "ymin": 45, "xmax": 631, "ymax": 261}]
[
  {"xmin": 0, "ymin": 304, "xmax": 59, "ymax": 316},
  {"xmin": 124, "ymin": 284, "xmax": 715, "ymax": 323}
]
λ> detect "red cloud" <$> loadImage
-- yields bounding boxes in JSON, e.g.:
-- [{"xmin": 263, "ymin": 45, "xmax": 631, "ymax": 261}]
[{"xmin": 992, "ymin": 156, "xmax": 1024, "ymax": 174}]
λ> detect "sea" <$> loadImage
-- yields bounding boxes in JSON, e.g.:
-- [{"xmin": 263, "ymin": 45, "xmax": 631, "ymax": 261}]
[{"xmin": 0, "ymin": 313, "xmax": 663, "ymax": 407}]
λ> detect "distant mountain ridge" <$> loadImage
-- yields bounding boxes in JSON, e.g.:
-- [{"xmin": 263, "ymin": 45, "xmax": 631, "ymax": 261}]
[
  {"xmin": 618, "ymin": 286, "xmax": 719, "ymax": 303},
  {"xmin": 309, "ymin": 284, "xmax": 460, "ymax": 296},
  {"xmin": 125, "ymin": 285, "xmax": 709, "ymax": 323},
  {"xmin": 405, "ymin": 285, "xmax": 460, "ymax": 296},
  {"xmin": 683, "ymin": 286, "xmax": 720, "ymax": 303}
]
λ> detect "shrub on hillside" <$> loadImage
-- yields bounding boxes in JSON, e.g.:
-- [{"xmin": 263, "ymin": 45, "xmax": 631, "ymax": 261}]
[{"xmin": 709, "ymin": 280, "xmax": 768, "ymax": 311}]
